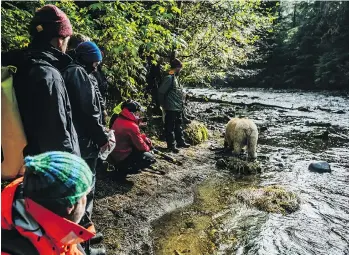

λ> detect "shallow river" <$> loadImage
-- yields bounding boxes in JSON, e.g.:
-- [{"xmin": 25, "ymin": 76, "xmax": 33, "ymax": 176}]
[{"xmin": 152, "ymin": 88, "xmax": 349, "ymax": 255}]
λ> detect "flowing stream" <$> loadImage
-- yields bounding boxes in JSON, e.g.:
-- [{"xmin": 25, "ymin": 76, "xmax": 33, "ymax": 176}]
[{"xmin": 151, "ymin": 88, "xmax": 349, "ymax": 255}]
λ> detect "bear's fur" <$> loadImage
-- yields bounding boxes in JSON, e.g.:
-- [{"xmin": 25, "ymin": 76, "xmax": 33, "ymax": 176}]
[{"xmin": 224, "ymin": 118, "xmax": 258, "ymax": 160}]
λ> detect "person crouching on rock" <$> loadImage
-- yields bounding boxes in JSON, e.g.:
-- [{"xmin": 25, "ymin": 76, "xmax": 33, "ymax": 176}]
[
  {"xmin": 1, "ymin": 151, "xmax": 106, "ymax": 255},
  {"xmin": 108, "ymin": 100, "xmax": 156, "ymax": 176}
]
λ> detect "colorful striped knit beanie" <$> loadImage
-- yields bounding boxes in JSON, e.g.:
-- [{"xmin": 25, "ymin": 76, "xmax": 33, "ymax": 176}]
[{"xmin": 23, "ymin": 151, "xmax": 93, "ymax": 208}]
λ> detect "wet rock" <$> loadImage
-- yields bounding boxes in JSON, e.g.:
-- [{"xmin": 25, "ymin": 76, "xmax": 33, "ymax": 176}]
[
  {"xmin": 315, "ymin": 106, "xmax": 331, "ymax": 112},
  {"xmin": 225, "ymin": 158, "xmax": 261, "ymax": 175},
  {"xmin": 208, "ymin": 114, "xmax": 231, "ymax": 123},
  {"xmin": 216, "ymin": 159, "xmax": 227, "ymax": 168},
  {"xmin": 313, "ymin": 130, "xmax": 329, "ymax": 140},
  {"xmin": 257, "ymin": 154, "xmax": 269, "ymax": 160},
  {"xmin": 184, "ymin": 121, "xmax": 209, "ymax": 145},
  {"xmin": 205, "ymin": 108, "xmax": 214, "ymax": 113},
  {"xmin": 276, "ymin": 162, "xmax": 284, "ymax": 168},
  {"xmin": 334, "ymin": 110, "xmax": 345, "ymax": 114},
  {"xmin": 305, "ymin": 120, "xmax": 331, "ymax": 127},
  {"xmin": 258, "ymin": 126, "xmax": 268, "ymax": 132},
  {"xmin": 235, "ymin": 185, "xmax": 300, "ymax": 214},
  {"xmin": 297, "ymin": 106, "xmax": 312, "ymax": 112},
  {"xmin": 308, "ymin": 161, "xmax": 331, "ymax": 173}
]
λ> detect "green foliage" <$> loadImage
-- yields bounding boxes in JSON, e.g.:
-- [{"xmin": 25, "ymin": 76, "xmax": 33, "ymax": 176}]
[
  {"xmin": 1, "ymin": 0, "xmax": 277, "ymax": 102},
  {"xmin": 1, "ymin": 2, "xmax": 36, "ymax": 50}
]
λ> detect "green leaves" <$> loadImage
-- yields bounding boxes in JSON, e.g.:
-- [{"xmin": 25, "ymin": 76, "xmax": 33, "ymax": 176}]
[{"xmin": 1, "ymin": 0, "xmax": 278, "ymax": 99}]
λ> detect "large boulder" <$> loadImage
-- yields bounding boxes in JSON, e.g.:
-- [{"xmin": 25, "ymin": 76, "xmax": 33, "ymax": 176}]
[
  {"xmin": 184, "ymin": 121, "xmax": 209, "ymax": 145},
  {"xmin": 235, "ymin": 185, "xmax": 300, "ymax": 214},
  {"xmin": 308, "ymin": 161, "xmax": 331, "ymax": 173}
]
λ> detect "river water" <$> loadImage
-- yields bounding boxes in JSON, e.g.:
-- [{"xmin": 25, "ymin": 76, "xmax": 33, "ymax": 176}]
[{"xmin": 152, "ymin": 88, "xmax": 349, "ymax": 255}]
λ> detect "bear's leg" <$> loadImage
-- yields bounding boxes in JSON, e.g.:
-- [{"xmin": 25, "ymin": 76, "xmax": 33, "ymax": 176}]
[
  {"xmin": 247, "ymin": 131, "xmax": 258, "ymax": 160},
  {"xmin": 233, "ymin": 139, "xmax": 243, "ymax": 157},
  {"xmin": 224, "ymin": 133, "xmax": 233, "ymax": 152}
]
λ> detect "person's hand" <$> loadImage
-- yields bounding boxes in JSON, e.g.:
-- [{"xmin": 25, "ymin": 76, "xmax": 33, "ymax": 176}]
[
  {"xmin": 145, "ymin": 137, "xmax": 152, "ymax": 148},
  {"xmin": 141, "ymin": 134, "xmax": 152, "ymax": 148}
]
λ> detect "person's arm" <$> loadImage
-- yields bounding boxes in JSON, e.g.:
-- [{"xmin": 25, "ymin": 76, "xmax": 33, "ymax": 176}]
[
  {"xmin": 128, "ymin": 124, "xmax": 150, "ymax": 152},
  {"xmin": 158, "ymin": 75, "xmax": 172, "ymax": 106},
  {"xmin": 90, "ymin": 74, "xmax": 106, "ymax": 112},
  {"xmin": 66, "ymin": 68, "xmax": 108, "ymax": 147},
  {"xmin": 90, "ymin": 74, "xmax": 107, "ymax": 125}
]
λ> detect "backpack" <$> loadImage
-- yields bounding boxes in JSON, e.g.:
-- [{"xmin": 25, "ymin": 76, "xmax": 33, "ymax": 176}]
[{"xmin": 1, "ymin": 66, "xmax": 27, "ymax": 180}]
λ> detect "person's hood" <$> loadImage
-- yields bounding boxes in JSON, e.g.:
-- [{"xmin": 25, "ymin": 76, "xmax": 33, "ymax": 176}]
[
  {"xmin": 25, "ymin": 198, "xmax": 95, "ymax": 245},
  {"xmin": 1, "ymin": 44, "xmax": 72, "ymax": 72},
  {"xmin": 120, "ymin": 108, "xmax": 138, "ymax": 123},
  {"xmin": 27, "ymin": 45, "xmax": 72, "ymax": 71}
]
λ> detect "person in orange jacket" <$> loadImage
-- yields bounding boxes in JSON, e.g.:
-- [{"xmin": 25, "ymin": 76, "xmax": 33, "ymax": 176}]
[
  {"xmin": 1, "ymin": 151, "xmax": 104, "ymax": 255},
  {"xmin": 108, "ymin": 100, "xmax": 156, "ymax": 176}
]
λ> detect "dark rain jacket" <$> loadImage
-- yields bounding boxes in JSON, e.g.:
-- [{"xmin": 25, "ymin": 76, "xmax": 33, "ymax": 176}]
[
  {"xmin": 62, "ymin": 62, "xmax": 108, "ymax": 159},
  {"xmin": 158, "ymin": 72, "xmax": 185, "ymax": 112},
  {"xmin": 1, "ymin": 45, "xmax": 80, "ymax": 156}
]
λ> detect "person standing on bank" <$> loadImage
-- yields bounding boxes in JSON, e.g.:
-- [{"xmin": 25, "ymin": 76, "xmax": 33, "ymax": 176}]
[
  {"xmin": 1, "ymin": 5, "xmax": 80, "ymax": 157},
  {"xmin": 62, "ymin": 42, "xmax": 111, "ymax": 229},
  {"xmin": 158, "ymin": 58, "xmax": 190, "ymax": 153}
]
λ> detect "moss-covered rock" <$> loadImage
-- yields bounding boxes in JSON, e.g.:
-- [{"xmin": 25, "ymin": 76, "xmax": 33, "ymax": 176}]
[
  {"xmin": 235, "ymin": 185, "xmax": 300, "ymax": 214},
  {"xmin": 217, "ymin": 157, "xmax": 261, "ymax": 175},
  {"xmin": 184, "ymin": 121, "xmax": 209, "ymax": 145}
]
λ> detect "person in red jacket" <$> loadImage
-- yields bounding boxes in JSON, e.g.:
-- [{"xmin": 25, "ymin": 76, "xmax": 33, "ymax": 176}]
[
  {"xmin": 108, "ymin": 100, "xmax": 155, "ymax": 175},
  {"xmin": 1, "ymin": 151, "xmax": 105, "ymax": 255}
]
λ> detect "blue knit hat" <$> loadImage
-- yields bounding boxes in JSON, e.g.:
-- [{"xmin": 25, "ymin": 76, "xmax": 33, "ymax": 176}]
[
  {"xmin": 23, "ymin": 151, "xmax": 93, "ymax": 207},
  {"xmin": 75, "ymin": 41, "xmax": 102, "ymax": 63}
]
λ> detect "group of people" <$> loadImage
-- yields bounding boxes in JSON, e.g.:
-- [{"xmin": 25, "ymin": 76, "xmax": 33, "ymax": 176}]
[{"xmin": 1, "ymin": 4, "xmax": 191, "ymax": 255}]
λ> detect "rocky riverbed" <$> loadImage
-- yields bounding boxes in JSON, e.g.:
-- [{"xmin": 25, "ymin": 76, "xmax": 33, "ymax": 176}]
[{"xmin": 93, "ymin": 88, "xmax": 349, "ymax": 255}]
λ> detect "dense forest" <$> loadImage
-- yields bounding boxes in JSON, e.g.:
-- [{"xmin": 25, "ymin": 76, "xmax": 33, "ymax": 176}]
[
  {"xmin": 1, "ymin": 0, "xmax": 348, "ymax": 105},
  {"xmin": 254, "ymin": 1, "xmax": 349, "ymax": 90}
]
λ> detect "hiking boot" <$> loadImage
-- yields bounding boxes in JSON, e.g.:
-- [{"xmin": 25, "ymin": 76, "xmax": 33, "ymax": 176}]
[
  {"xmin": 168, "ymin": 146, "xmax": 180, "ymax": 153},
  {"xmin": 177, "ymin": 142, "xmax": 190, "ymax": 148},
  {"xmin": 90, "ymin": 232, "xmax": 103, "ymax": 245},
  {"xmin": 88, "ymin": 247, "xmax": 106, "ymax": 255}
]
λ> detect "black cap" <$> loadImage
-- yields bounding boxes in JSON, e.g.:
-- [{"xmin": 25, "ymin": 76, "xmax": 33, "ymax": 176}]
[{"xmin": 122, "ymin": 100, "xmax": 144, "ymax": 113}]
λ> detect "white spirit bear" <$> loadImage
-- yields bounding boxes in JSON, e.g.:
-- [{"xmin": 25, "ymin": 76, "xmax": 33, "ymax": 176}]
[{"xmin": 224, "ymin": 118, "xmax": 258, "ymax": 160}]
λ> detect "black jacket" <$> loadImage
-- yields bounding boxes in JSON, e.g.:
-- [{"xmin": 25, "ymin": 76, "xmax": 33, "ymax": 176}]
[
  {"xmin": 62, "ymin": 62, "xmax": 108, "ymax": 159},
  {"xmin": 1, "ymin": 45, "xmax": 80, "ymax": 156}
]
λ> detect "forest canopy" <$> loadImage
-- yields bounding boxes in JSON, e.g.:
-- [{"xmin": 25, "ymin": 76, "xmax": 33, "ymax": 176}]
[{"xmin": 1, "ymin": 0, "xmax": 348, "ymax": 99}]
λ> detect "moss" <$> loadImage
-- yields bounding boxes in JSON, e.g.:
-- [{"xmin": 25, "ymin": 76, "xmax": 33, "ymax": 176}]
[
  {"xmin": 184, "ymin": 121, "xmax": 209, "ymax": 145},
  {"xmin": 235, "ymin": 185, "xmax": 300, "ymax": 214},
  {"xmin": 218, "ymin": 157, "xmax": 261, "ymax": 175}
]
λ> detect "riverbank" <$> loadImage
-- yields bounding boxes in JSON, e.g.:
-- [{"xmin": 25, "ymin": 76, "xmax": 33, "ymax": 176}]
[{"xmin": 93, "ymin": 88, "xmax": 349, "ymax": 255}]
